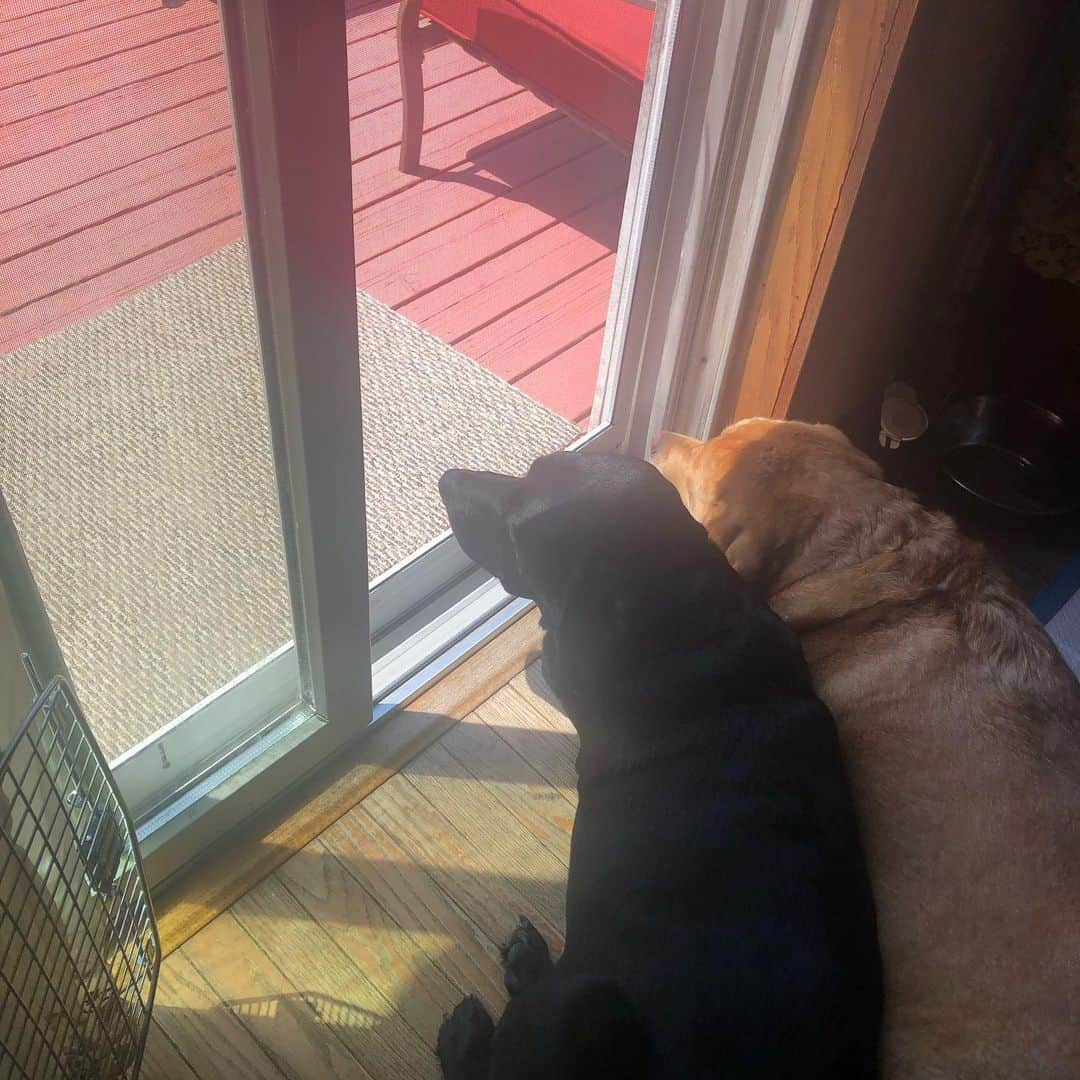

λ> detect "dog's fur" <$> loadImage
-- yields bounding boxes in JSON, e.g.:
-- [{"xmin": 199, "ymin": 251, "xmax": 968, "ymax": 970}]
[
  {"xmin": 653, "ymin": 419, "xmax": 1080, "ymax": 1079},
  {"xmin": 437, "ymin": 452, "xmax": 882, "ymax": 1079}
]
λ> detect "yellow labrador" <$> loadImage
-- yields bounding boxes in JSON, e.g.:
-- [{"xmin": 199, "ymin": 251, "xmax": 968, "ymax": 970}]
[{"xmin": 653, "ymin": 418, "xmax": 1080, "ymax": 1080}]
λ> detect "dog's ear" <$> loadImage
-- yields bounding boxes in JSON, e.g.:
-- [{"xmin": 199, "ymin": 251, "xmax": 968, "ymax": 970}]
[
  {"xmin": 650, "ymin": 431, "xmax": 701, "ymax": 500},
  {"xmin": 440, "ymin": 469, "xmax": 534, "ymax": 598},
  {"xmin": 700, "ymin": 505, "xmax": 802, "ymax": 592},
  {"xmin": 717, "ymin": 523, "xmax": 768, "ymax": 581},
  {"xmin": 506, "ymin": 502, "xmax": 581, "ymax": 627},
  {"xmin": 694, "ymin": 496, "xmax": 767, "ymax": 582}
]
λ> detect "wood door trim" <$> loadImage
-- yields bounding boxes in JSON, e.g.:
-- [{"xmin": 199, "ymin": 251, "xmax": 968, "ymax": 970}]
[{"xmin": 721, "ymin": 0, "xmax": 919, "ymax": 426}]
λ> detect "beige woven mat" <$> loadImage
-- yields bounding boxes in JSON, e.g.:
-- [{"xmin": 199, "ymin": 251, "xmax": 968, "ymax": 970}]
[{"xmin": 0, "ymin": 241, "xmax": 575, "ymax": 760}]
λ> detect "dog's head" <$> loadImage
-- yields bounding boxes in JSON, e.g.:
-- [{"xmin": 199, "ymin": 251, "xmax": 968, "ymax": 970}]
[
  {"xmin": 651, "ymin": 419, "xmax": 885, "ymax": 592},
  {"xmin": 440, "ymin": 452, "xmax": 755, "ymax": 720},
  {"xmin": 440, "ymin": 452, "xmax": 711, "ymax": 622}
]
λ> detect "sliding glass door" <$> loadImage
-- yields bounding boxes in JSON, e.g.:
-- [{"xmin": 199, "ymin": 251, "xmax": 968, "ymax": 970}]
[
  {"xmin": 2, "ymin": 0, "xmax": 372, "ymax": 886},
  {"xmin": 3, "ymin": 0, "xmax": 810, "ymax": 885},
  {"xmin": 352, "ymin": 0, "xmax": 684, "ymax": 702}
]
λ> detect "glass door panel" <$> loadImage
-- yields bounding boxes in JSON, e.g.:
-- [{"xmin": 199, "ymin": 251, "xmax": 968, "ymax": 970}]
[
  {"xmin": 0, "ymin": 0, "xmax": 300, "ymax": 821},
  {"xmin": 346, "ymin": 0, "xmax": 678, "ymax": 691}
]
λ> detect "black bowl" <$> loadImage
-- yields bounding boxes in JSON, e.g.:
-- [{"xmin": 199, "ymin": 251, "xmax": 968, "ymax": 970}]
[{"xmin": 935, "ymin": 395, "xmax": 1080, "ymax": 518}]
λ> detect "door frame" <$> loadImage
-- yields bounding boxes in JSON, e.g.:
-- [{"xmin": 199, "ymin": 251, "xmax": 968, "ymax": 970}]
[
  {"xmin": 626, "ymin": 0, "xmax": 831, "ymax": 443},
  {"xmin": 713, "ymin": 0, "xmax": 919, "ymax": 428},
  {"xmin": 131, "ymin": 0, "xmax": 373, "ymax": 888}
]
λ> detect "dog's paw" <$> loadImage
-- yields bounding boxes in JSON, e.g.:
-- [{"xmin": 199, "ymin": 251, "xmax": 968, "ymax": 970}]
[
  {"xmin": 436, "ymin": 995, "xmax": 494, "ymax": 1080},
  {"xmin": 500, "ymin": 915, "xmax": 553, "ymax": 997}
]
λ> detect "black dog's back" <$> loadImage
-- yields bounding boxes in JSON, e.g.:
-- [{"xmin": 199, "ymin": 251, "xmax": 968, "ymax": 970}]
[
  {"xmin": 515, "ymin": 542, "xmax": 879, "ymax": 1077},
  {"xmin": 559, "ymin": 711, "xmax": 880, "ymax": 1077},
  {"xmin": 438, "ymin": 454, "xmax": 882, "ymax": 1078}
]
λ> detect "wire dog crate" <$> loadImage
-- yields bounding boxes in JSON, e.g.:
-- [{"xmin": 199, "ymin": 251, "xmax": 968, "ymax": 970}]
[{"xmin": 1, "ymin": 677, "xmax": 159, "ymax": 1079}]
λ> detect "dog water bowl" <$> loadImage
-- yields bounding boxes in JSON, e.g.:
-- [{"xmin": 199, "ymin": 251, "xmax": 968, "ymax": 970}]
[{"xmin": 936, "ymin": 395, "xmax": 1080, "ymax": 518}]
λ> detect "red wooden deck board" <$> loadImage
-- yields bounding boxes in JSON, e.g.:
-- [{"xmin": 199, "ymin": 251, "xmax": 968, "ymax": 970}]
[
  {"xmin": 5, "ymin": 50, "xmax": 227, "ymax": 163},
  {"xmin": 1, "ymin": 74, "xmax": 230, "ymax": 211},
  {"xmin": 343, "ymin": 26, "xmax": 404, "ymax": 81},
  {"xmin": 347, "ymin": 39, "xmax": 484, "ymax": 122},
  {"xmin": 4, "ymin": 2, "xmax": 79, "ymax": 22},
  {"xmin": 354, "ymin": 114, "xmax": 597, "ymax": 263},
  {"xmin": 515, "ymin": 326, "xmax": 606, "ymax": 424},
  {"xmin": 1, "ymin": 41, "xmax": 486, "ymax": 254},
  {"xmin": 345, "ymin": 2, "xmax": 399, "ymax": 44},
  {"xmin": 4, "ymin": 0, "xmax": 175, "ymax": 53},
  {"xmin": 4, "ymin": 2, "xmax": 83, "ymax": 19},
  {"xmin": 351, "ymin": 96, "xmax": 553, "ymax": 214},
  {"xmin": 1, "ymin": 127, "xmax": 234, "ymax": 260},
  {"xmin": 3, "ymin": 26, "xmax": 473, "ymax": 132},
  {"xmin": 0, "ymin": 4, "xmax": 214, "ymax": 89},
  {"xmin": 2, "ymin": 171, "xmax": 240, "ymax": 313},
  {"xmin": 2, "ymin": 27, "xmax": 406, "ymax": 168},
  {"xmin": 1, "ymin": 95, "xmax": 564, "ymax": 309},
  {"xmin": 0, "ymin": 216, "xmax": 241, "ymax": 352},
  {"xmin": 1, "ymin": 2, "xmax": 630, "ymax": 423},
  {"xmin": 1, "ymin": 42, "xmax": 479, "ymax": 212},
  {"xmin": 1, "ymin": 97, "xmax": 557, "ymax": 312},
  {"xmin": 399, "ymin": 193, "xmax": 622, "ymax": 343},
  {"xmin": 349, "ymin": 62, "xmax": 524, "ymax": 162},
  {"xmin": 358, "ymin": 144, "xmax": 628, "ymax": 305},
  {"xmin": 3, "ymin": 87, "xmax": 543, "ymax": 265},
  {"xmin": 455, "ymin": 255, "xmax": 616, "ymax": 382},
  {"xmin": 2, "ymin": 22, "xmax": 222, "ymax": 126},
  {"xmin": 0, "ymin": 0, "xmax": 382, "ymax": 49}
]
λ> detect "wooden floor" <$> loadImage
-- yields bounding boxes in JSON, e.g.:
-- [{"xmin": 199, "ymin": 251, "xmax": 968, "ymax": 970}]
[
  {"xmin": 141, "ymin": 661, "xmax": 576, "ymax": 1079},
  {"xmin": 0, "ymin": 0, "xmax": 630, "ymax": 424}
]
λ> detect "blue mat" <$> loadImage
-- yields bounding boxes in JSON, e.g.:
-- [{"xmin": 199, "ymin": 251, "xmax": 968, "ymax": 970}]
[{"xmin": 1032, "ymin": 553, "xmax": 1080, "ymax": 679}]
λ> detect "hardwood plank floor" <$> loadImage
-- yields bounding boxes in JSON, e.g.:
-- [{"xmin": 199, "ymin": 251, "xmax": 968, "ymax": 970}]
[
  {"xmin": 0, "ymin": 0, "xmax": 629, "ymax": 423},
  {"xmin": 146, "ymin": 662, "xmax": 576, "ymax": 1078}
]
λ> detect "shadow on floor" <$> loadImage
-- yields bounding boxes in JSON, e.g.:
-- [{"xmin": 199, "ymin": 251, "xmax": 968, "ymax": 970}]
[
  {"xmin": 150, "ymin": 989, "xmax": 440, "ymax": 1078},
  {"xmin": 398, "ymin": 112, "xmax": 628, "ymax": 250}
]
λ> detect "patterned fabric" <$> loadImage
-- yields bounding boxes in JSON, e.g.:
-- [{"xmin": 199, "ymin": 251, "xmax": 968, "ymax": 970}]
[
  {"xmin": 1010, "ymin": 70, "xmax": 1080, "ymax": 284},
  {"xmin": 0, "ymin": 242, "xmax": 574, "ymax": 758}
]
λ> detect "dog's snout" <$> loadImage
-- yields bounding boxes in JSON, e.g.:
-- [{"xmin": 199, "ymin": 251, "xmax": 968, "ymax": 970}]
[
  {"xmin": 439, "ymin": 468, "xmax": 525, "ymax": 517},
  {"xmin": 438, "ymin": 468, "xmax": 467, "ymax": 506},
  {"xmin": 650, "ymin": 431, "xmax": 701, "ymax": 482},
  {"xmin": 650, "ymin": 430, "xmax": 685, "ymax": 464},
  {"xmin": 440, "ymin": 468, "xmax": 496, "ymax": 516}
]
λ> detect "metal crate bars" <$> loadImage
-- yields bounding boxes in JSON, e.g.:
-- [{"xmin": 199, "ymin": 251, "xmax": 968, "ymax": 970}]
[{"xmin": 1, "ymin": 677, "xmax": 159, "ymax": 1080}]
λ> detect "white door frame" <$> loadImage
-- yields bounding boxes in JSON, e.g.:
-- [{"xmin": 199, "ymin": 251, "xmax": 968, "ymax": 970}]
[
  {"xmin": 129, "ymin": 0, "xmax": 372, "ymax": 887},
  {"xmin": 603, "ymin": 0, "xmax": 823, "ymax": 448}
]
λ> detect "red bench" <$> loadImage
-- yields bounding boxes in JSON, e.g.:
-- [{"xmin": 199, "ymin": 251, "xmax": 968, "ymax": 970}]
[{"xmin": 397, "ymin": 0, "xmax": 655, "ymax": 172}]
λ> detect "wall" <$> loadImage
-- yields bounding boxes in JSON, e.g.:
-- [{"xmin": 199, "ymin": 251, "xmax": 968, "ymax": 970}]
[{"xmin": 720, "ymin": 0, "xmax": 1062, "ymax": 444}]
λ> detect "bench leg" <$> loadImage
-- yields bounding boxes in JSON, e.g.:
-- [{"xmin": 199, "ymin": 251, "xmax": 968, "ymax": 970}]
[{"xmin": 398, "ymin": 0, "xmax": 425, "ymax": 173}]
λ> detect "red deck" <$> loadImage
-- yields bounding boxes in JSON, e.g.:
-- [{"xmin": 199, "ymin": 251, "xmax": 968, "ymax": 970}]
[{"xmin": 0, "ymin": 0, "xmax": 629, "ymax": 424}]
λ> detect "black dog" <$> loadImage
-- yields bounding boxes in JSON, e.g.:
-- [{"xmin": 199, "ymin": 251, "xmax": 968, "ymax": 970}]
[{"xmin": 437, "ymin": 452, "xmax": 882, "ymax": 1079}]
